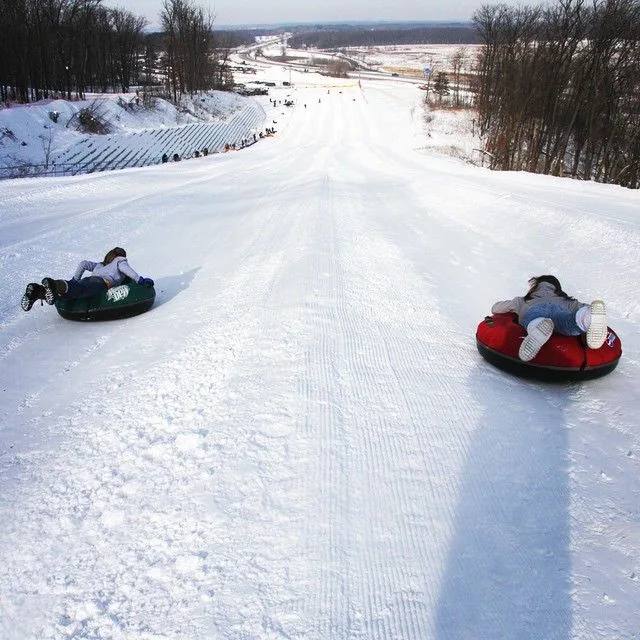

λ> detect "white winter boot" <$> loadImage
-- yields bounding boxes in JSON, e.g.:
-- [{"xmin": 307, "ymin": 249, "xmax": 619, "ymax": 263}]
[
  {"xmin": 586, "ymin": 300, "xmax": 607, "ymax": 349},
  {"xmin": 519, "ymin": 317, "xmax": 554, "ymax": 362}
]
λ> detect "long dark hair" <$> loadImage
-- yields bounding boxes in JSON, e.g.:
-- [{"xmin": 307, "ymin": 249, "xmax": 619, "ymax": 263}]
[
  {"xmin": 103, "ymin": 247, "xmax": 126, "ymax": 265},
  {"xmin": 524, "ymin": 275, "xmax": 575, "ymax": 301}
]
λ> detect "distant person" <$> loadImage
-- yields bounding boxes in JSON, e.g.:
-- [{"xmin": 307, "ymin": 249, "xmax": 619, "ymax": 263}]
[
  {"xmin": 21, "ymin": 247, "xmax": 154, "ymax": 311},
  {"xmin": 491, "ymin": 275, "xmax": 608, "ymax": 361},
  {"xmin": 202, "ymin": 147, "xmax": 208, "ymax": 156},
  {"xmin": 161, "ymin": 153, "xmax": 168, "ymax": 163},
  {"xmin": 194, "ymin": 150, "xmax": 200, "ymax": 158},
  {"xmin": 173, "ymin": 153, "xmax": 180, "ymax": 162}
]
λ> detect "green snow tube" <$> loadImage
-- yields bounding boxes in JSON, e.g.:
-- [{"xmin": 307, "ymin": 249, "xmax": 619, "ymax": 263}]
[{"xmin": 55, "ymin": 278, "xmax": 155, "ymax": 321}]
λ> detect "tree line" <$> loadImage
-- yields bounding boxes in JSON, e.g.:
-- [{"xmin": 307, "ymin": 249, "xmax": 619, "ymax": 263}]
[
  {"xmin": 0, "ymin": 0, "xmax": 234, "ymax": 105},
  {"xmin": 474, "ymin": 0, "xmax": 640, "ymax": 188},
  {"xmin": 290, "ymin": 26, "xmax": 480, "ymax": 49},
  {"xmin": 0, "ymin": 0, "xmax": 146, "ymax": 102}
]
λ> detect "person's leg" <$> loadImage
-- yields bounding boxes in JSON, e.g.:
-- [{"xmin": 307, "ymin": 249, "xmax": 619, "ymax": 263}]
[
  {"xmin": 522, "ymin": 303, "xmax": 582, "ymax": 336},
  {"xmin": 519, "ymin": 317, "xmax": 555, "ymax": 361},
  {"xmin": 575, "ymin": 306, "xmax": 591, "ymax": 332},
  {"xmin": 63, "ymin": 276, "xmax": 108, "ymax": 300},
  {"xmin": 519, "ymin": 303, "xmax": 563, "ymax": 361},
  {"xmin": 521, "ymin": 301, "xmax": 608, "ymax": 351},
  {"xmin": 42, "ymin": 276, "xmax": 107, "ymax": 303},
  {"xmin": 545, "ymin": 303, "xmax": 606, "ymax": 345},
  {"xmin": 545, "ymin": 307, "xmax": 583, "ymax": 336},
  {"xmin": 40, "ymin": 277, "xmax": 66, "ymax": 304}
]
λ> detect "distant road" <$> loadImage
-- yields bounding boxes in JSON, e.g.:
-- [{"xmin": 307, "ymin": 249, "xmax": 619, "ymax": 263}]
[{"xmin": 234, "ymin": 43, "xmax": 425, "ymax": 86}]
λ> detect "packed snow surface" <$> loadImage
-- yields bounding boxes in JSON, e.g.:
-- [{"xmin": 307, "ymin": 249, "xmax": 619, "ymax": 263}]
[{"xmin": 1, "ymin": 65, "xmax": 639, "ymax": 640}]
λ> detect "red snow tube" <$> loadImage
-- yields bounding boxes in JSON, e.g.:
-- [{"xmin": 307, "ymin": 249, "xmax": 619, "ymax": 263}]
[{"xmin": 476, "ymin": 313, "xmax": 621, "ymax": 381}]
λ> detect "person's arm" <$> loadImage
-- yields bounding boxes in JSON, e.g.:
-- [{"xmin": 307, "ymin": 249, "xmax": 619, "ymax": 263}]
[
  {"xmin": 117, "ymin": 259, "xmax": 141, "ymax": 283},
  {"xmin": 73, "ymin": 260, "xmax": 97, "ymax": 281},
  {"xmin": 118, "ymin": 259, "xmax": 154, "ymax": 287},
  {"xmin": 491, "ymin": 297, "xmax": 522, "ymax": 314}
]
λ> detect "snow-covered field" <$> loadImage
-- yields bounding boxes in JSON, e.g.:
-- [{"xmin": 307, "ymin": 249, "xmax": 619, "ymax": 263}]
[
  {"xmin": 260, "ymin": 44, "xmax": 337, "ymax": 65},
  {"xmin": 344, "ymin": 44, "xmax": 482, "ymax": 76},
  {"xmin": 1, "ymin": 62, "xmax": 639, "ymax": 640}
]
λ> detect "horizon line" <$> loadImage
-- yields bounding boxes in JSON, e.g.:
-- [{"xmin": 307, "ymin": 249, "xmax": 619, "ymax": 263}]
[{"xmin": 143, "ymin": 18, "xmax": 475, "ymax": 32}]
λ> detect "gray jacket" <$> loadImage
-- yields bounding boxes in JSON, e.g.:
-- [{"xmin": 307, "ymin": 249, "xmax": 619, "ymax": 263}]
[
  {"xmin": 492, "ymin": 281, "xmax": 585, "ymax": 320},
  {"xmin": 73, "ymin": 257, "xmax": 141, "ymax": 288}
]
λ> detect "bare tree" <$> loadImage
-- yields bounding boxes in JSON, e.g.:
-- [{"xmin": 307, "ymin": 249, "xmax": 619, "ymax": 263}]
[
  {"xmin": 161, "ymin": 0, "xmax": 227, "ymax": 101},
  {"xmin": 450, "ymin": 47, "xmax": 468, "ymax": 107},
  {"xmin": 473, "ymin": 0, "xmax": 640, "ymax": 188},
  {"xmin": 39, "ymin": 126, "xmax": 57, "ymax": 168},
  {"xmin": 0, "ymin": 0, "xmax": 147, "ymax": 103}
]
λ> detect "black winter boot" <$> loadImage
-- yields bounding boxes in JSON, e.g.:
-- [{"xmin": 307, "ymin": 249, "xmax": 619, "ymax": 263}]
[
  {"xmin": 21, "ymin": 283, "xmax": 46, "ymax": 311},
  {"xmin": 41, "ymin": 278, "xmax": 67, "ymax": 305}
]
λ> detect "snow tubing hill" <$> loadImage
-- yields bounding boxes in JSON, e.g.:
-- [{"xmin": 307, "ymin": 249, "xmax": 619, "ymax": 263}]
[
  {"xmin": 55, "ymin": 279, "xmax": 155, "ymax": 321},
  {"xmin": 476, "ymin": 313, "xmax": 621, "ymax": 381}
]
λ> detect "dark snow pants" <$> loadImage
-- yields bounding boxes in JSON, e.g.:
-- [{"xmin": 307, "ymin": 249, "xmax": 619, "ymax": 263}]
[{"xmin": 64, "ymin": 276, "xmax": 108, "ymax": 300}]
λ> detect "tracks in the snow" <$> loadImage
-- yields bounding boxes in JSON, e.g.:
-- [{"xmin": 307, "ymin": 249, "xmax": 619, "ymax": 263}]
[{"xmin": 1, "ymin": 76, "xmax": 639, "ymax": 640}]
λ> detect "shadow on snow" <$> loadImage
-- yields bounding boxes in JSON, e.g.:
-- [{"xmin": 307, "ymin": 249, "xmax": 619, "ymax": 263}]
[
  {"xmin": 153, "ymin": 267, "xmax": 201, "ymax": 308},
  {"xmin": 434, "ymin": 365, "xmax": 573, "ymax": 640}
]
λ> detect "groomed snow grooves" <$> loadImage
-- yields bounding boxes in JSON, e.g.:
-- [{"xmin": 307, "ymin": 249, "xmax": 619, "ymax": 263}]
[
  {"xmin": 52, "ymin": 96, "xmax": 265, "ymax": 176},
  {"xmin": 0, "ymin": 69, "xmax": 639, "ymax": 640}
]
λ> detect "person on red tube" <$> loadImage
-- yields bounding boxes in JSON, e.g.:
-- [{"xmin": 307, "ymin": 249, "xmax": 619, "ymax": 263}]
[{"xmin": 491, "ymin": 275, "xmax": 607, "ymax": 361}]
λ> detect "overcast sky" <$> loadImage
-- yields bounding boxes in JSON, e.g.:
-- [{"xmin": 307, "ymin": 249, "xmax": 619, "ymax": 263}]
[{"xmin": 107, "ymin": 0, "xmax": 496, "ymax": 29}]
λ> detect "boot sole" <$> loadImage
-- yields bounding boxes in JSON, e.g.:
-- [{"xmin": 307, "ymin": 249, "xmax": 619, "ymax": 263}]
[
  {"xmin": 519, "ymin": 318, "xmax": 554, "ymax": 361},
  {"xmin": 21, "ymin": 283, "xmax": 38, "ymax": 312},
  {"xmin": 586, "ymin": 300, "xmax": 607, "ymax": 349}
]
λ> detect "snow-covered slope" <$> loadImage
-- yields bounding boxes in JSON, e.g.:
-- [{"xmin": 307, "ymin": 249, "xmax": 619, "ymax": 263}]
[
  {"xmin": 0, "ymin": 91, "xmax": 264, "ymax": 175},
  {"xmin": 0, "ymin": 67, "xmax": 638, "ymax": 640}
]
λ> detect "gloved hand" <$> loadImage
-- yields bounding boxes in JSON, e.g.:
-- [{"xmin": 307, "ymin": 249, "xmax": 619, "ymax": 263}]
[{"xmin": 138, "ymin": 277, "xmax": 154, "ymax": 287}]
